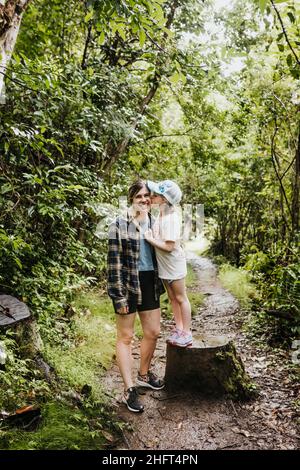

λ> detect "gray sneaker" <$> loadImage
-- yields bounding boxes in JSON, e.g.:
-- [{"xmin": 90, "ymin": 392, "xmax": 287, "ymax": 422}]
[
  {"xmin": 136, "ymin": 371, "xmax": 165, "ymax": 390},
  {"xmin": 122, "ymin": 387, "xmax": 144, "ymax": 413},
  {"xmin": 170, "ymin": 331, "xmax": 193, "ymax": 348},
  {"xmin": 166, "ymin": 327, "xmax": 182, "ymax": 343}
]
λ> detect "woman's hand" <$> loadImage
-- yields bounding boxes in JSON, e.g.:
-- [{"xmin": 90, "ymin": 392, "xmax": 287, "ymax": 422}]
[
  {"xmin": 144, "ymin": 228, "xmax": 154, "ymax": 242},
  {"xmin": 117, "ymin": 305, "xmax": 129, "ymax": 315}
]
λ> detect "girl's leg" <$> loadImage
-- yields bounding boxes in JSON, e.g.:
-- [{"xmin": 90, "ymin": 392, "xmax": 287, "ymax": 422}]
[
  {"xmin": 163, "ymin": 281, "xmax": 183, "ymax": 330},
  {"xmin": 169, "ymin": 279, "xmax": 191, "ymax": 333},
  {"xmin": 138, "ymin": 308, "xmax": 161, "ymax": 375},
  {"xmin": 116, "ymin": 313, "xmax": 136, "ymax": 390}
]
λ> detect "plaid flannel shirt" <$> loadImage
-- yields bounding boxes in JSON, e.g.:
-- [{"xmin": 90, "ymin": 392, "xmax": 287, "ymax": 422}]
[{"xmin": 107, "ymin": 211, "xmax": 164, "ymax": 311}]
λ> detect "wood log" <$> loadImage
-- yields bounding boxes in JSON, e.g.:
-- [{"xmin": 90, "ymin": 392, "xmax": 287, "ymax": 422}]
[{"xmin": 164, "ymin": 334, "xmax": 256, "ymax": 400}]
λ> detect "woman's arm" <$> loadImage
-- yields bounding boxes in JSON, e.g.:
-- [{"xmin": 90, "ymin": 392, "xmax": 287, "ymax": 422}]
[
  {"xmin": 107, "ymin": 221, "xmax": 129, "ymax": 313},
  {"xmin": 144, "ymin": 229, "xmax": 175, "ymax": 252}
]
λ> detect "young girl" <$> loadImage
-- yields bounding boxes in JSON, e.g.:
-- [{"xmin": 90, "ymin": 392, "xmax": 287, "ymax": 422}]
[{"xmin": 144, "ymin": 180, "xmax": 192, "ymax": 348}]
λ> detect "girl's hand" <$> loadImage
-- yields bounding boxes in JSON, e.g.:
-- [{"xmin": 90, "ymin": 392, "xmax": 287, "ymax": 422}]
[
  {"xmin": 152, "ymin": 223, "xmax": 159, "ymax": 239},
  {"xmin": 144, "ymin": 228, "xmax": 154, "ymax": 241}
]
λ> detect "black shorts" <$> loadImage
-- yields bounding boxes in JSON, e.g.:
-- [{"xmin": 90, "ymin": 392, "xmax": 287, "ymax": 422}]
[{"xmin": 114, "ymin": 271, "xmax": 160, "ymax": 315}]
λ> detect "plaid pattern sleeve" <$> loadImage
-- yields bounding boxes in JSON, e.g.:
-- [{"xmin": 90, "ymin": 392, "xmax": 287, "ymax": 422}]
[{"xmin": 107, "ymin": 220, "xmax": 128, "ymax": 310}]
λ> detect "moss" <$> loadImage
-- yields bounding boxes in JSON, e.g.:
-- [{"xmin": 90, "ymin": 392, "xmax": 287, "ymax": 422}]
[{"xmin": 214, "ymin": 344, "xmax": 258, "ymax": 400}]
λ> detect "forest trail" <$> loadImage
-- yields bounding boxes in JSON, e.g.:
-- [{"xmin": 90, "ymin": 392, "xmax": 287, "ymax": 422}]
[{"xmin": 104, "ymin": 252, "xmax": 300, "ymax": 450}]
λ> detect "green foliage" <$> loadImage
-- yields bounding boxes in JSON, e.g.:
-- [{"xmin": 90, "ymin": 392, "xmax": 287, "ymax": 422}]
[
  {"xmin": 267, "ymin": 262, "xmax": 300, "ymax": 321},
  {"xmin": 185, "ymin": 264, "xmax": 198, "ymax": 288},
  {"xmin": 0, "ymin": 333, "xmax": 51, "ymax": 412},
  {"xmin": 189, "ymin": 292, "xmax": 204, "ymax": 316},
  {"xmin": 245, "ymin": 247, "xmax": 300, "ymax": 335},
  {"xmin": 219, "ymin": 263, "xmax": 258, "ymax": 309}
]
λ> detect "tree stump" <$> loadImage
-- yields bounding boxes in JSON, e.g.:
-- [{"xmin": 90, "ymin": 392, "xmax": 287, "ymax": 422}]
[
  {"xmin": 164, "ymin": 334, "xmax": 256, "ymax": 400},
  {"xmin": 0, "ymin": 294, "xmax": 31, "ymax": 327}
]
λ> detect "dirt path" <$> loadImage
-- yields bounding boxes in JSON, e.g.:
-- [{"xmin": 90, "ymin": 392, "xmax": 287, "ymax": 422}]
[{"xmin": 104, "ymin": 252, "xmax": 300, "ymax": 450}]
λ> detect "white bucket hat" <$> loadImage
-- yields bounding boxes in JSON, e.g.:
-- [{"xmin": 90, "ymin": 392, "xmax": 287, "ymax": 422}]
[{"xmin": 146, "ymin": 180, "xmax": 182, "ymax": 205}]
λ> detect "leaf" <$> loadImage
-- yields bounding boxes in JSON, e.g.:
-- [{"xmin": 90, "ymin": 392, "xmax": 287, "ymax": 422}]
[
  {"xmin": 139, "ymin": 29, "xmax": 146, "ymax": 47},
  {"xmin": 14, "ymin": 257, "xmax": 23, "ymax": 269},
  {"xmin": 84, "ymin": 10, "xmax": 94, "ymax": 23},
  {"xmin": 153, "ymin": 4, "xmax": 165, "ymax": 26},
  {"xmin": 290, "ymin": 68, "xmax": 300, "ymax": 79},
  {"xmin": 180, "ymin": 72, "xmax": 187, "ymax": 85},
  {"xmin": 259, "ymin": 0, "xmax": 267, "ymax": 13},
  {"xmin": 277, "ymin": 43, "xmax": 284, "ymax": 52},
  {"xmin": 287, "ymin": 12, "xmax": 295, "ymax": 23},
  {"xmin": 116, "ymin": 23, "xmax": 126, "ymax": 41},
  {"xmin": 231, "ymin": 427, "xmax": 251, "ymax": 437},
  {"xmin": 169, "ymin": 71, "xmax": 181, "ymax": 85},
  {"xmin": 101, "ymin": 430, "xmax": 115, "ymax": 442},
  {"xmin": 286, "ymin": 54, "xmax": 293, "ymax": 67},
  {"xmin": 0, "ymin": 183, "xmax": 13, "ymax": 194},
  {"xmin": 276, "ymin": 32, "xmax": 284, "ymax": 41},
  {"xmin": 98, "ymin": 31, "xmax": 106, "ymax": 45}
]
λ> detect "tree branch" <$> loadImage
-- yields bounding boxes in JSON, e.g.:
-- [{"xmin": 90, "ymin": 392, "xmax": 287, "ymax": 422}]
[
  {"xmin": 144, "ymin": 130, "xmax": 194, "ymax": 141},
  {"xmin": 270, "ymin": 122, "xmax": 293, "ymax": 228},
  {"xmin": 271, "ymin": 0, "xmax": 300, "ymax": 68},
  {"xmin": 0, "ymin": 68, "xmax": 37, "ymax": 92},
  {"xmin": 101, "ymin": 0, "xmax": 180, "ymax": 174},
  {"xmin": 81, "ymin": 21, "xmax": 92, "ymax": 69}
]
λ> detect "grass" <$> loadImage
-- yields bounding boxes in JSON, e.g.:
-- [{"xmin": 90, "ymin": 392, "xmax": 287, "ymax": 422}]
[
  {"xmin": 218, "ymin": 263, "xmax": 258, "ymax": 309},
  {"xmin": 186, "ymin": 265, "xmax": 204, "ymax": 316},
  {"xmin": 186, "ymin": 264, "xmax": 198, "ymax": 288},
  {"xmin": 43, "ymin": 291, "xmax": 117, "ymax": 401}
]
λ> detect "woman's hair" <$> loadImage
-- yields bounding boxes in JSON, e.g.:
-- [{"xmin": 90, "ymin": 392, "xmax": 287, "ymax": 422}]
[{"xmin": 128, "ymin": 179, "xmax": 147, "ymax": 204}]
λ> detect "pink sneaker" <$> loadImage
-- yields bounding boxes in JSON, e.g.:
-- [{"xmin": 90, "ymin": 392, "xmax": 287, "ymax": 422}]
[
  {"xmin": 170, "ymin": 331, "xmax": 193, "ymax": 348},
  {"xmin": 166, "ymin": 328, "xmax": 182, "ymax": 344}
]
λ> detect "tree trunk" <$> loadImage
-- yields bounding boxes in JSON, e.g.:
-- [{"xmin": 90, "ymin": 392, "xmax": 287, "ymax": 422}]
[
  {"xmin": 292, "ymin": 123, "xmax": 300, "ymax": 233},
  {"xmin": 0, "ymin": 0, "xmax": 32, "ymax": 101},
  {"xmin": 164, "ymin": 334, "xmax": 256, "ymax": 400}
]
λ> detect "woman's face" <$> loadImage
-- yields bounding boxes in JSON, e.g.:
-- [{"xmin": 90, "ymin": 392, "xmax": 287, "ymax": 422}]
[
  {"xmin": 132, "ymin": 185, "xmax": 151, "ymax": 213},
  {"xmin": 150, "ymin": 193, "xmax": 165, "ymax": 206}
]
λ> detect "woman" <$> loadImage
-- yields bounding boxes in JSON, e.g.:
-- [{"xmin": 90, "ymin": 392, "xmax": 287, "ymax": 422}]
[
  {"xmin": 107, "ymin": 180, "xmax": 165, "ymax": 413},
  {"xmin": 144, "ymin": 180, "xmax": 192, "ymax": 348}
]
